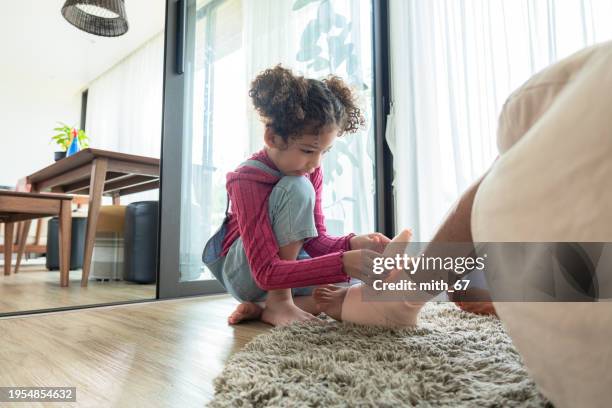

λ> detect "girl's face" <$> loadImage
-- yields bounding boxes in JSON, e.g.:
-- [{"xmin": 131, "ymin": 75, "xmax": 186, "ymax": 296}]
[{"xmin": 265, "ymin": 125, "xmax": 338, "ymax": 176}]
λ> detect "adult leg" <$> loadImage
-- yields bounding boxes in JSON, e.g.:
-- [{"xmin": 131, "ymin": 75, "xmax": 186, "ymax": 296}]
[
  {"xmin": 425, "ymin": 172, "xmax": 497, "ymax": 315},
  {"xmin": 315, "ymin": 173, "xmax": 497, "ymax": 325},
  {"xmin": 315, "ymin": 229, "xmax": 425, "ymax": 327}
]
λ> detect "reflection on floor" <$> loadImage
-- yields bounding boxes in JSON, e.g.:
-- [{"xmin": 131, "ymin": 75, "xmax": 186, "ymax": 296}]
[
  {"xmin": 0, "ymin": 294, "xmax": 268, "ymax": 406},
  {"xmin": 0, "ymin": 259, "xmax": 156, "ymax": 314}
]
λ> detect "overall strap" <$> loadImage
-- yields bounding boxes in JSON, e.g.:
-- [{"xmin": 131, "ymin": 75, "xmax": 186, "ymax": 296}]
[
  {"xmin": 225, "ymin": 159, "xmax": 283, "ymax": 216},
  {"xmin": 224, "ymin": 192, "xmax": 230, "ymax": 217},
  {"xmin": 239, "ymin": 159, "xmax": 283, "ymax": 177}
]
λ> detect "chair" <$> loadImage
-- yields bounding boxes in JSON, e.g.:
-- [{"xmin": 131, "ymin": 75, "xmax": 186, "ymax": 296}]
[
  {"xmin": 0, "ymin": 191, "xmax": 73, "ymax": 287},
  {"xmin": 13, "ymin": 195, "xmax": 90, "ymax": 271},
  {"xmin": 9, "ymin": 178, "xmax": 47, "ymax": 270}
]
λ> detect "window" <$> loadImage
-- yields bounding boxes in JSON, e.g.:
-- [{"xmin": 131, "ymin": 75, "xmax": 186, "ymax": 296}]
[{"xmin": 178, "ymin": 0, "xmax": 375, "ymax": 281}]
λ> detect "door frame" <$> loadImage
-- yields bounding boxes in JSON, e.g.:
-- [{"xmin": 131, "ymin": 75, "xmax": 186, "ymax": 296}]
[{"xmin": 157, "ymin": 0, "xmax": 225, "ymax": 298}]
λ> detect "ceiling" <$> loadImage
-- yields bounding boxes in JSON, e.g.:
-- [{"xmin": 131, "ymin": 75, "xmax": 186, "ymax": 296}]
[{"xmin": 1, "ymin": 0, "xmax": 166, "ymax": 91}]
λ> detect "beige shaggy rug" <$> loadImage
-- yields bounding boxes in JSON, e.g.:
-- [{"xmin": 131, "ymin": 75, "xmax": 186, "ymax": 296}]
[{"xmin": 210, "ymin": 303, "xmax": 551, "ymax": 407}]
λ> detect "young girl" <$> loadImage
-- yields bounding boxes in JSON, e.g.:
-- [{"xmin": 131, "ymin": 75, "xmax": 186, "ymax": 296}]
[{"xmin": 203, "ymin": 65, "xmax": 390, "ymax": 326}]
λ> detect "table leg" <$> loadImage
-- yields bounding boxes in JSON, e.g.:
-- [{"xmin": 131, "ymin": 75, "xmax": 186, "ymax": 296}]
[
  {"xmin": 112, "ymin": 193, "xmax": 121, "ymax": 205},
  {"xmin": 82, "ymin": 158, "xmax": 108, "ymax": 287},
  {"xmin": 3, "ymin": 222, "xmax": 14, "ymax": 275},
  {"xmin": 34, "ymin": 219, "xmax": 42, "ymax": 245},
  {"xmin": 16, "ymin": 221, "xmax": 23, "ymax": 247},
  {"xmin": 15, "ymin": 185, "xmax": 38, "ymax": 274},
  {"xmin": 59, "ymin": 200, "xmax": 72, "ymax": 287},
  {"xmin": 14, "ymin": 220, "xmax": 31, "ymax": 274}
]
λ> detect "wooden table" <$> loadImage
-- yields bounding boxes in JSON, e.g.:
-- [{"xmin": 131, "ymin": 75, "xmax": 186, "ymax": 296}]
[
  {"xmin": 1, "ymin": 191, "xmax": 73, "ymax": 286},
  {"xmin": 22, "ymin": 149, "xmax": 160, "ymax": 287}
]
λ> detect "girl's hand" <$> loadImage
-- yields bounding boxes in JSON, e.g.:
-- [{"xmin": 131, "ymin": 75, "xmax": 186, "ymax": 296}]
[
  {"xmin": 349, "ymin": 233, "xmax": 391, "ymax": 254},
  {"xmin": 342, "ymin": 249, "xmax": 387, "ymax": 284}
]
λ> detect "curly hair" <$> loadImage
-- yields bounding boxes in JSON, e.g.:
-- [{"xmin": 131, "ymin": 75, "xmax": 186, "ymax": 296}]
[{"xmin": 248, "ymin": 64, "xmax": 365, "ymax": 142}]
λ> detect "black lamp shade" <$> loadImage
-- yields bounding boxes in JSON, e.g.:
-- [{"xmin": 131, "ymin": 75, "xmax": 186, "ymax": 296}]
[{"xmin": 61, "ymin": 0, "xmax": 129, "ymax": 37}]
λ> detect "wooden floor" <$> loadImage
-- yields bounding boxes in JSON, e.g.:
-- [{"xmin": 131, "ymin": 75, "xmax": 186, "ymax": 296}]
[
  {"xmin": 0, "ymin": 261, "xmax": 155, "ymax": 314},
  {"xmin": 0, "ymin": 294, "xmax": 269, "ymax": 407}
]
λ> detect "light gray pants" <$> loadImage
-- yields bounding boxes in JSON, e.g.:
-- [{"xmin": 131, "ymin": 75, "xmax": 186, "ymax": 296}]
[{"xmin": 203, "ymin": 160, "xmax": 319, "ymax": 302}]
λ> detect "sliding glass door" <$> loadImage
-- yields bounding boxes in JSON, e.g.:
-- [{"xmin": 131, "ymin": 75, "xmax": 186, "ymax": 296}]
[{"xmin": 159, "ymin": 0, "xmax": 377, "ymax": 298}]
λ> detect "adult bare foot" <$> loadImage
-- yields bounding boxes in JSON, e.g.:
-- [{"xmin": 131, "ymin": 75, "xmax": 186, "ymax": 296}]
[
  {"xmin": 228, "ymin": 302, "xmax": 263, "ymax": 325},
  {"xmin": 260, "ymin": 300, "xmax": 318, "ymax": 326},
  {"xmin": 316, "ymin": 229, "xmax": 424, "ymax": 327},
  {"xmin": 313, "ymin": 284, "xmax": 348, "ymax": 321},
  {"xmin": 341, "ymin": 284, "xmax": 424, "ymax": 327},
  {"xmin": 452, "ymin": 287, "xmax": 498, "ymax": 316}
]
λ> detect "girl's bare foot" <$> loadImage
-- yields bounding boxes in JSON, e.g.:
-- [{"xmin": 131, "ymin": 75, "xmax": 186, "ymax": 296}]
[
  {"xmin": 257, "ymin": 288, "xmax": 320, "ymax": 326},
  {"xmin": 260, "ymin": 300, "xmax": 317, "ymax": 326},
  {"xmin": 313, "ymin": 284, "xmax": 348, "ymax": 321},
  {"xmin": 228, "ymin": 300, "xmax": 317, "ymax": 326},
  {"xmin": 228, "ymin": 302, "xmax": 263, "ymax": 325}
]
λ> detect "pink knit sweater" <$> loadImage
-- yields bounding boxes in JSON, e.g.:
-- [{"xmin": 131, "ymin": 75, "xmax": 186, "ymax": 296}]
[{"xmin": 221, "ymin": 149, "xmax": 354, "ymax": 290}]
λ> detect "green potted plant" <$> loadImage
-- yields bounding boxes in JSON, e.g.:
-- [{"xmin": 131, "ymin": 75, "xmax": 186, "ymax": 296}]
[{"xmin": 51, "ymin": 122, "xmax": 90, "ymax": 161}]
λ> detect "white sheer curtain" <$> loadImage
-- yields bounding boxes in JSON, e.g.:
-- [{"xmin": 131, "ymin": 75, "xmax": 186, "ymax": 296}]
[
  {"xmin": 388, "ymin": 0, "xmax": 612, "ymax": 241},
  {"xmin": 85, "ymin": 33, "xmax": 165, "ymax": 202},
  {"xmin": 242, "ymin": 0, "xmax": 375, "ymax": 236}
]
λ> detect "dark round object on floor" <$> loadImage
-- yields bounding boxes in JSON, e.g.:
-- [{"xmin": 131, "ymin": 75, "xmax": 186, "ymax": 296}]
[
  {"xmin": 124, "ymin": 201, "xmax": 159, "ymax": 283},
  {"xmin": 46, "ymin": 217, "xmax": 87, "ymax": 270}
]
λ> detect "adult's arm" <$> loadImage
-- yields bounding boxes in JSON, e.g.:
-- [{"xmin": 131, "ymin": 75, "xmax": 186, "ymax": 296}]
[{"xmin": 425, "ymin": 168, "xmax": 497, "ymax": 316}]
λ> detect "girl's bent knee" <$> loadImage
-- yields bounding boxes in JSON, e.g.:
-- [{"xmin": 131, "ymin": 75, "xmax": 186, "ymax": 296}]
[
  {"xmin": 268, "ymin": 176, "xmax": 318, "ymax": 247},
  {"xmin": 274, "ymin": 176, "xmax": 315, "ymax": 203}
]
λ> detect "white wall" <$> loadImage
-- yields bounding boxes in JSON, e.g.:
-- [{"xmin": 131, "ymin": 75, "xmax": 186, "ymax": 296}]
[
  {"xmin": 0, "ymin": 74, "xmax": 82, "ymax": 188},
  {"xmin": 0, "ymin": 0, "xmax": 165, "ymax": 189}
]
